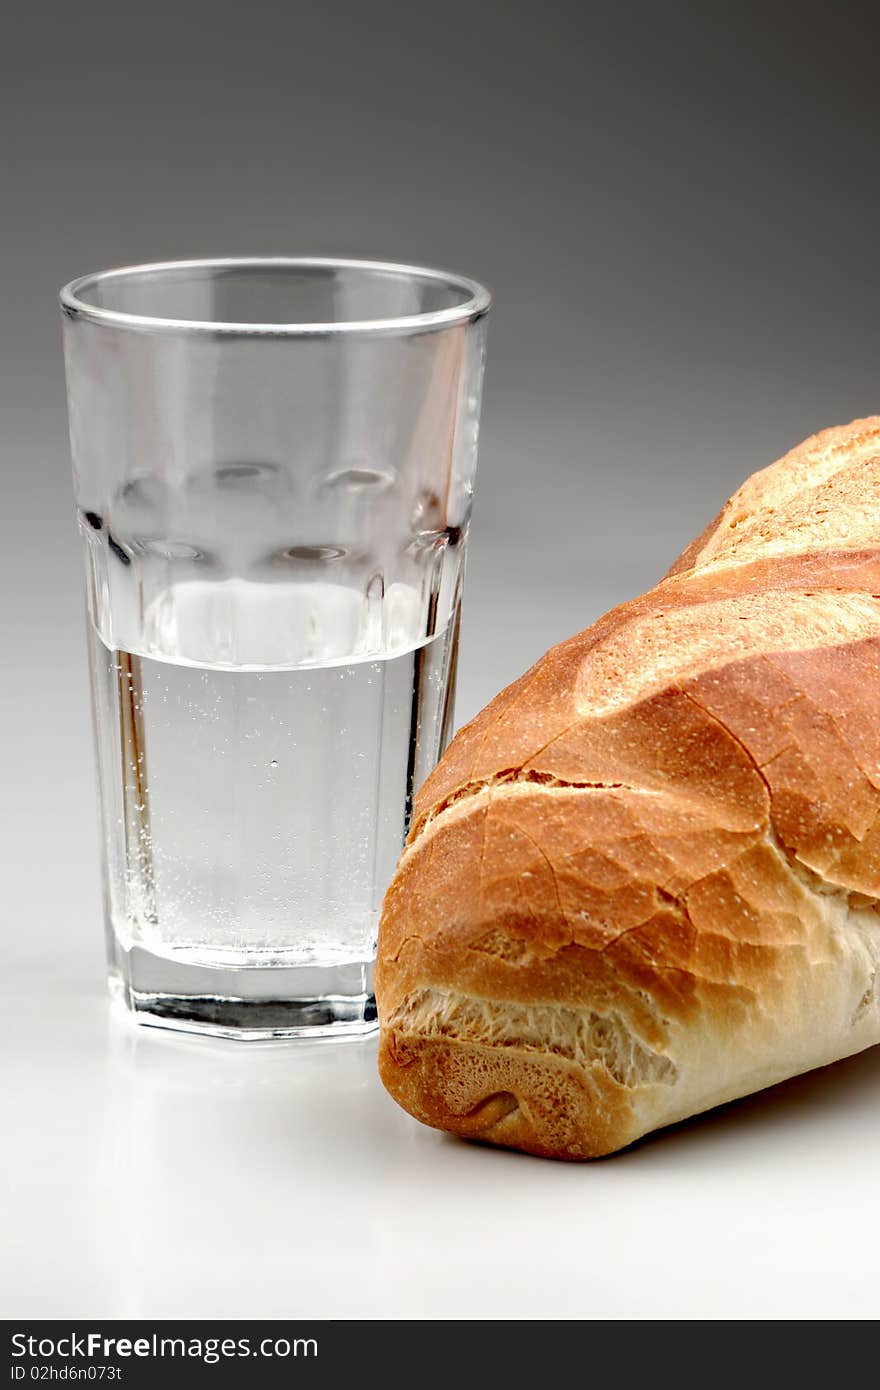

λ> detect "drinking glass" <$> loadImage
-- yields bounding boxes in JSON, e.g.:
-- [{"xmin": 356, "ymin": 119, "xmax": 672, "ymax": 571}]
[{"xmin": 61, "ymin": 258, "xmax": 490, "ymax": 1039}]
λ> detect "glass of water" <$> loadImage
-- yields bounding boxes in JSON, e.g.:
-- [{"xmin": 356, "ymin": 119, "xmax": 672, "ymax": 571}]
[{"xmin": 61, "ymin": 258, "xmax": 490, "ymax": 1040}]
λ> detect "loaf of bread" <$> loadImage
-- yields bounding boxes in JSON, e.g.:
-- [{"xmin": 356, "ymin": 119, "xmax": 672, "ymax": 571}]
[{"xmin": 375, "ymin": 418, "xmax": 880, "ymax": 1158}]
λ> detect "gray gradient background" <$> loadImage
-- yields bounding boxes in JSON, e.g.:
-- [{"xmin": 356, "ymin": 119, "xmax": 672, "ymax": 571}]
[{"xmin": 4, "ymin": 0, "xmax": 880, "ymax": 1319}]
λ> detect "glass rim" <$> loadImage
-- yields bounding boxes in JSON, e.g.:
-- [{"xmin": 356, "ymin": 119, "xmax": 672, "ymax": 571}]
[{"xmin": 60, "ymin": 255, "xmax": 492, "ymax": 339}]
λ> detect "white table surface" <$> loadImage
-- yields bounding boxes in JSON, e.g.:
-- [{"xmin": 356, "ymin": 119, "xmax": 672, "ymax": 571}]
[{"xmin": 5, "ymin": 963, "xmax": 880, "ymax": 1320}]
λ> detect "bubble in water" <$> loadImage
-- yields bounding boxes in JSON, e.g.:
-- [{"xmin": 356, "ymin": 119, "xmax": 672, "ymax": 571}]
[
  {"xmin": 410, "ymin": 488, "xmax": 443, "ymax": 533},
  {"xmin": 133, "ymin": 539, "xmax": 210, "ymax": 562},
  {"xmin": 214, "ymin": 461, "xmax": 281, "ymax": 485},
  {"xmin": 322, "ymin": 465, "xmax": 396, "ymax": 493},
  {"xmin": 277, "ymin": 544, "xmax": 347, "ymax": 564},
  {"xmin": 107, "ymin": 533, "xmax": 132, "ymax": 566},
  {"xmin": 116, "ymin": 475, "xmax": 167, "ymax": 511}
]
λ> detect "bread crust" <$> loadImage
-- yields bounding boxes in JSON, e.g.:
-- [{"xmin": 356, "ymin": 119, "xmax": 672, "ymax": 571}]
[{"xmin": 375, "ymin": 418, "xmax": 880, "ymax": 1158}]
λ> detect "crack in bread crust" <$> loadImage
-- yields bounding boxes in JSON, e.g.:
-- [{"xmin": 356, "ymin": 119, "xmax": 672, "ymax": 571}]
[
  {"xmin": 387, "ymin": 988, "xmax": 679, "ymax": 1089},
  {"xmin": 411, "ymin": 769, "xmax": 648, "ymax": 844}
]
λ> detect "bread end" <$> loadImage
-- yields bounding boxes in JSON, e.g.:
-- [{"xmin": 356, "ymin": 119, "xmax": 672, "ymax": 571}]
[{"xmin": 378, "ymin": 1026, "xmax": 639, "ymax": 1160}]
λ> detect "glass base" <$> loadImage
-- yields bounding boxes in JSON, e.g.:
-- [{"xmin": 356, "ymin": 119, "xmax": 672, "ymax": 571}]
[{"xmin": 108, "ymin": 942, "xmax": 378, "ymax": 1041}]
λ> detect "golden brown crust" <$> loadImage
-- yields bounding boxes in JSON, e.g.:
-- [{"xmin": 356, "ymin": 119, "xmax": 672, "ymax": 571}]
[{"xmin": 375, "ymin": 418, "xmax": 880, "ymax": 1158}]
